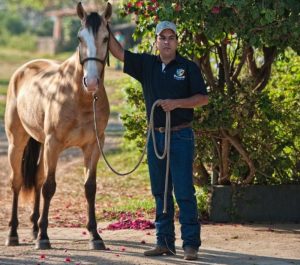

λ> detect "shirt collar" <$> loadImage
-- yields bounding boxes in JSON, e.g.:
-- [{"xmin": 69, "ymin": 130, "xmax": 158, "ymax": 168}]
[{"xmin": 156, "ymin": 52, "xmax": 185, "ymax": 64}]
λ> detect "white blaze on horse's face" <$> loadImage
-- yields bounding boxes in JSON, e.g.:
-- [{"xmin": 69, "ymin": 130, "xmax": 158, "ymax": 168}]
[
  {"xmin": 77, "ymin": 2, "xmax": 112, "ymax": 94},
  {"xmin": 78, "ymin": 28, "xmax": 99, "ymax": 92}
]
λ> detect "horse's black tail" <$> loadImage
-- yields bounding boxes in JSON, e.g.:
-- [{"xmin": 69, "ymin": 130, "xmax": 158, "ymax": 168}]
[{"xmin": 22, "ymin": 137, "xmax": 41, "ymax": 191}]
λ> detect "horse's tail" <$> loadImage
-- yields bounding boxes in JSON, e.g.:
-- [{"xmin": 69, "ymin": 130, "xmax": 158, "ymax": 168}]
[{"xmin": 21, "ymin": 137, "xmax": 42, "ymax": 201}]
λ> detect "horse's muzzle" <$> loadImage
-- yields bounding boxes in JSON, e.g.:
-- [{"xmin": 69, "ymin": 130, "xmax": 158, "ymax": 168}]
[{"xmin": 83, "ymin": 77, "xmax": 99, "ymax": 92}]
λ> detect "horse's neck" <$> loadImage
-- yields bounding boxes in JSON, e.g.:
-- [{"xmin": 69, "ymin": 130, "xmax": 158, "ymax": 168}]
[{"xmin": 60, "ymin": 52, "xmax": 83, "ymax": 90}]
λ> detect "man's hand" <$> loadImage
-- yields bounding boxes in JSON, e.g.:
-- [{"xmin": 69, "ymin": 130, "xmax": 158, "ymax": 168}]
[
  {"xmin": 158, "ymin": 99, "xmax": 179, "ymax": 112},
  {"xmin": 158, "ymin": 94, "xmax": 209, "ymax": 112}
]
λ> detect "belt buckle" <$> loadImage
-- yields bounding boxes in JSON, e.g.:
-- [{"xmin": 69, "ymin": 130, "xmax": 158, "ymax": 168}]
[{"xmin": 158, "ymin": 127, "xmax": 165, "ymax": 133}]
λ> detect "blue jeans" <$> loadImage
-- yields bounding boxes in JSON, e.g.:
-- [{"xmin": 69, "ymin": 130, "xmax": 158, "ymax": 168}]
[{"xmin": 147, "ymin": 127, "xmax": 201, "ymax": 250}]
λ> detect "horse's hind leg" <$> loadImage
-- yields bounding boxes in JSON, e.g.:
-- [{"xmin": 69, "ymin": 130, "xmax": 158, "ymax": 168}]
[
  {"xmin": 82, "ymin": 144, "xmax": 105, "ymax": 250},
  {"xmin": 30, "ymin": 145, "xmax": 44, "ymax": 240},
  {"xmin": 5, "ymin": 131, "xmax": 29, "ymax": 246}
]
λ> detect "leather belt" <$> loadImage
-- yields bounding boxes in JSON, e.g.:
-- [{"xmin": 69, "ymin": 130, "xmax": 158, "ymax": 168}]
[{"xmin": 154, "ymin": 122, "xmax": 192, "ymax": 133}]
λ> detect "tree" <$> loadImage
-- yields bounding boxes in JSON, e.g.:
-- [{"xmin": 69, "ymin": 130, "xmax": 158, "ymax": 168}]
[{"xmin": 120, "ymin": 0, "xmax": 300, "ymax": 185}]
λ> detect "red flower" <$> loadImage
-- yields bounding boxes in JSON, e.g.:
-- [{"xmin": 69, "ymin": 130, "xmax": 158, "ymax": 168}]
[
  {"xmin": 136, "ymin": 1, "xmax": 143, "ymax": 8},
  {"xmin": 65, "ymin": 257, "xmax": 71, "ymax": 262},
  {"xmin": 211, "ymin": 6, "xmax": 221, "ymax": 14},
  {"xmin": 127, "ymin": 2, "xmax": 132, "ymax": 8},
  {"xmin": 175, "ymin": 3, "xmax": 182, "ymax": 12},
  {"xmin": 147, "ymin": 6, "xmax": 155, "ymax": 12},
  {"xmin": 40, "ymin": 254, "xmax": 46, "ymax": 259}
]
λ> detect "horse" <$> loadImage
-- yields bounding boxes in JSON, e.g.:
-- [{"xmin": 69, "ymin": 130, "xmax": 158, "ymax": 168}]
[{"xmin": 4, "ymin": 2, "xmax": 112, "ymax": 250}]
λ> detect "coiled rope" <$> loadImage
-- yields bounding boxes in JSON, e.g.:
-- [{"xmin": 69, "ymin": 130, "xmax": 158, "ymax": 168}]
[{"xmin": 93, "ymin": 96, "xmax": 171, "ymax": 214}]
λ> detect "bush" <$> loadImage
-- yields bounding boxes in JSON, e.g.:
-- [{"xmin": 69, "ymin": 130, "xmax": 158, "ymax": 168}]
[
  {"xmin": 4, "ymin": 33, "xmax": 37, "ymax": 52},
  {"xmin": 195, "ymin": 186, "xmax": 209, "ymax": 220}
]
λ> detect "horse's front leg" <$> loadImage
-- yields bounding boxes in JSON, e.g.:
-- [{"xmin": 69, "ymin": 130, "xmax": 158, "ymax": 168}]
[
  {"xmin": 83, "ymin": 143, "xmax": 105, "ymax": 250},
  {"xmin": 35, "ymin": 137, "xmax": 60, "ymax": 249}
]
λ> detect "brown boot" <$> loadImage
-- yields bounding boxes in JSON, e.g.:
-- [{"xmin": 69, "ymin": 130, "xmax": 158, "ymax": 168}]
[
  {"xmin": 183, "ymin": 246, "xmax": 198, "ymax": 260},
  {"xmin": 144, "ymin": 246, "xmax": 176, "ymax": 256}
]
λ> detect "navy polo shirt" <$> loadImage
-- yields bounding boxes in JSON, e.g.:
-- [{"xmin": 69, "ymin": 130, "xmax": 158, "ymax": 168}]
[{"xmin": 124, "ymin": 50, "xmax": 207, "ymax": 127}]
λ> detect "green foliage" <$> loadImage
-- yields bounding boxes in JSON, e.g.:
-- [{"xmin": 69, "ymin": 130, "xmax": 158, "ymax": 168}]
[
  {"xmin": 122, "ymin": 0, "xmax": 300, "ymax": 55},
  {"xmin": 32, "ymin": 18, "xmax": 54, "ymax": 37},
  {"xmin": 58, "ymin": 17, "xmax": 81, "ymax": 52},
  {"xmin": 0, "ymin": 0, "xmax": 115, "ymax": 52},
  {"xmin": 0, "ymin": 10, "xmax": 37, "ymax": 51},
  {"xmin": 120, "ymin": 78, "xmax": 148, "ymax": 150},
  {"xmin": 0, "ymin": 100, "xmax": 5, "ymax": 121},
  {"xmin": 3, "ymin": 15, "xmax": 26, "ymax": 35},
  {"xmin": 0, "ymin": 31, "xmax": 37, "ymax": 51},
  {"xmin": 194, "ymin": 50, "xmax": 299, "ymax": 184},
  {"xmin": 195, "ymin": 186, "xmax": 209, "ymax": 219}
]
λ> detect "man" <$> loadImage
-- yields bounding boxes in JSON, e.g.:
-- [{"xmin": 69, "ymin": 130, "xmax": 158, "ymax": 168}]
[{"xmin": 109, "ymin": 21, "xmax": 208, "ymax": 260}]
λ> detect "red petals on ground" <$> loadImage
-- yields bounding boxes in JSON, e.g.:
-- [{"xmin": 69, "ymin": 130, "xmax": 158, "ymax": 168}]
[
  {"xmin": 65, "ymin": 257, "xmax": 71, "ymax": 262},
  {"xmin": 120, "ymin": 246, "xmax": 126, "ymax": 251},
  {"xmin": 106, "ymin": 218, "xmax": 154, "ymax": 230},
  {"xmin": 105, "ymin": 212, "xmax": 154, "ymax": 230},
  {"xmin": 141, "ymin": 240, "xmax": 146, "ymax": 244},
  {"xmin": 40, "ymin": 254, "xmax": 46, "ymax": 259}
]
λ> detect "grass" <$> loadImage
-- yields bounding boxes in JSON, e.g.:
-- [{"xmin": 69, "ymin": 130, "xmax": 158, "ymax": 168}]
[
  {"xmin": 0, "ymin": 101, "xmax": 5, "ymax": 121},
  {"xmin": 95, "ymin": 145, "xmax": 155, "ymax": 220}
]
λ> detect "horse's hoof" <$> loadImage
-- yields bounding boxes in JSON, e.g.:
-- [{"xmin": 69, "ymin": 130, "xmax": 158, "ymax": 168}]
[
  {"xmin": 5, "ymin": 236, "xmax": 19, "ymax": 246},
  {"xmin": 35, "ymin": 239, "xmax": 51, "ymax": 249},
  {"xmin": 32, "ymin": 231, "xmax": 38, "ymax": 240},
  {"xmin": 89, "ymin": 239, "xmax": 106, "ymax": 250}
]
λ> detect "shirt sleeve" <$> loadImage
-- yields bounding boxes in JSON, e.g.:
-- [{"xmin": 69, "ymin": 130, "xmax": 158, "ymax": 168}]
[
  {"xmin": 123, "ymin": 50, "xmax": 144, "ymax": 83},
  {"xmin": 188, "ymin": 61, "xmax": 208, "ymax": 96}
]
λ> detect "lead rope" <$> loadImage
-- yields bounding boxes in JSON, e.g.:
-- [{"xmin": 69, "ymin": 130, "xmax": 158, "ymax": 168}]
[{"xmin": 93, "ymin": 97, "xmax": 171, "ymax": 214}]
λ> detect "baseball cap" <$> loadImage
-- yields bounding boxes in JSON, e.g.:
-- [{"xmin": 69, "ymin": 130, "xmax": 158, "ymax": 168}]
[{"xmin": 155, "ymin": 21, "xmax": 177, "ymax": 35}]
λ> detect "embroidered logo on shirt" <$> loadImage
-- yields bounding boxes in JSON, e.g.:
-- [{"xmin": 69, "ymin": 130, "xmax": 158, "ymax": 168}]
[{"xmin": 174, "ymin": 68, "xmax": 186, "ymax": 80}]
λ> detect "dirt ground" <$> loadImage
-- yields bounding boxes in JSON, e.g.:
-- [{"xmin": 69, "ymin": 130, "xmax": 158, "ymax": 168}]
[{"xmin": 0, "ymin": 127, "xmax": 300, "ymax": 264}]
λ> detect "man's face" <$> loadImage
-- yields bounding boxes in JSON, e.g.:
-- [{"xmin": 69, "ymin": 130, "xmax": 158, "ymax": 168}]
[{"xmin": 156, "ymin": 29, "xmax": 177, "ymax": 59}]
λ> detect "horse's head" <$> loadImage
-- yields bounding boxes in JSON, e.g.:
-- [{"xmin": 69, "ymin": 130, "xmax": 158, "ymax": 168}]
[{"xmin": 77, "ymin": 2, "xmax": 112, "ymax": 93}]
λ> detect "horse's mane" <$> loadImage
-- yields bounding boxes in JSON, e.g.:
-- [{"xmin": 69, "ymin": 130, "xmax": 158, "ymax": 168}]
[{"xmin": 85, "ymin": 12, "xmax": 102, "ymax": 36}]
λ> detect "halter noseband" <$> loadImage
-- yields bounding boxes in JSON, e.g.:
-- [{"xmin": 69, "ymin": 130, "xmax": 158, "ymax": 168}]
[{"xmin": 78, "ymin": 24, "xmax": 110, "ymax": 68}]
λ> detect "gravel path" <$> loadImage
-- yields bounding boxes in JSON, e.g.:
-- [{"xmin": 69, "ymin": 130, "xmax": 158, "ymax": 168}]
[{"xmin": 0, "ymin": 223, "xmax": 299, "ymax": 265}]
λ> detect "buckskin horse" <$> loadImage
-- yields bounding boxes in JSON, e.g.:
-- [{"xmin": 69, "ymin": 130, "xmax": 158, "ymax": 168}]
[{"xmin": 5, "ymin": 2, "xmax": 112, "ymax": 250}]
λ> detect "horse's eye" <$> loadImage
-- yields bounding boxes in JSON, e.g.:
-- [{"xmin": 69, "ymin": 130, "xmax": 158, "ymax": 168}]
[
  {"xmin": 103, "ymin": 37, "xmax": 109, "ymax": 43},
  {"xmin": 77, "ymin": 36, "xmax": 82, "ymax": 42}
]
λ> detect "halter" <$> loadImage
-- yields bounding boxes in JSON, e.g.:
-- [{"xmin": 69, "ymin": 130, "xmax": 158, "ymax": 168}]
[{"xmin": 78, "ymin": 24, "xmax": 110, "ymax": 68}]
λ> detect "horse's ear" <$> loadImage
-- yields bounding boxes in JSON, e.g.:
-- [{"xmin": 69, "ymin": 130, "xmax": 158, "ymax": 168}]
[
  {"xmin": 103, "ymin": 2, "xmax": 112, "ymax": 20},
  {"xmin": 77, "ymin": 2, "xmax": 87, "ymax": 21}
]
